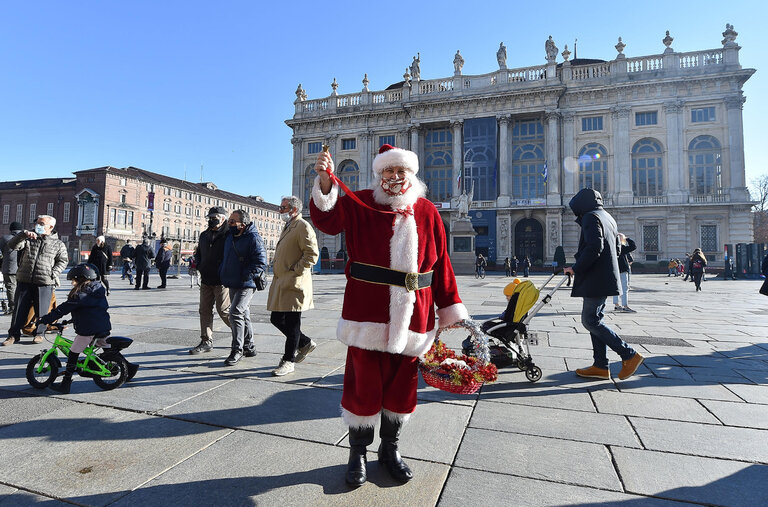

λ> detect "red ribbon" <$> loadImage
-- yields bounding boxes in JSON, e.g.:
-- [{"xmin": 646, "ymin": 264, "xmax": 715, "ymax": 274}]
[{"xmin": 328, "ymin": 172, "xmax": 413, "ymax": 217}]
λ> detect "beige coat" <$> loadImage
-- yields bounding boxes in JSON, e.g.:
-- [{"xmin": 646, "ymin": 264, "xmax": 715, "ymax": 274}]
[{"xmin": 266, "ymin": 216, "xmax": 319, "ymax": 312}]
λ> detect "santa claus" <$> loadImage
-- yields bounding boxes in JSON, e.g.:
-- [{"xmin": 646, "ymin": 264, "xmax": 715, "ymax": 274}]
[{"xmin": 310, "ymin": 144, "xmax": 468, "ymax": 486}]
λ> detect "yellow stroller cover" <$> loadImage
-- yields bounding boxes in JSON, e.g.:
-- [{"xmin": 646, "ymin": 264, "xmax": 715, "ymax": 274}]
[{"xmin": 510, "ymin": 280, "xmax": 540, "ymax": 323}]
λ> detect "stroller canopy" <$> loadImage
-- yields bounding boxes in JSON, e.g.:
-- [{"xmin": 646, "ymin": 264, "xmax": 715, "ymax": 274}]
[{"xmin": 506, "ymin": 281, "xmax": 540, "ymax": 323}]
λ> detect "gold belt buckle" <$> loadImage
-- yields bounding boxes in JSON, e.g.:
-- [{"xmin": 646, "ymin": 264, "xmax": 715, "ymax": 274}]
[{"xmin": 405, "ymin": 272, "xmax": 419, "ymax": 292}]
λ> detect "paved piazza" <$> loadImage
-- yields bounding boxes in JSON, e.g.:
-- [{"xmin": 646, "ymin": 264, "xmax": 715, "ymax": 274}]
[{"xmin": 0, "ymin": 271, "xmax": 767, "ymax": 506}]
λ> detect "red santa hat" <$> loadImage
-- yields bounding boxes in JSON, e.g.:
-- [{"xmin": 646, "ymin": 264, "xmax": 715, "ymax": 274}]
[{"xmin": 372, "ymin": 144, "xmax": 419, "ymax": 176}]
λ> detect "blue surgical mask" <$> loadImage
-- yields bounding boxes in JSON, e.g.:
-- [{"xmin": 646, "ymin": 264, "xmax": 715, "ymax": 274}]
[{"xmin": 34, "ymin": 224, "xmax": 46, "ymax": 235}]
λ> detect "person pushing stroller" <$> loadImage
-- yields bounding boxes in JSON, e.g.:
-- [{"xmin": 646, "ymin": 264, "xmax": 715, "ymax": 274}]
[{"xmin": 38, "ymin": 263, "xmax": 139, "ymax": 394}]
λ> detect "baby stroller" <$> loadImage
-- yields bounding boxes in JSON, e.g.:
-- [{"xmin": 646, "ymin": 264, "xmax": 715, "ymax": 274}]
[{"xmin": 463, "ymin": 271, "xmax": 570, "ymax": 382}]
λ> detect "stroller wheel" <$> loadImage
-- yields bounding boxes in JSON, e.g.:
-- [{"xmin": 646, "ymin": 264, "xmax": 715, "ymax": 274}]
[{"xmin": 525, "ymin": 366, "xmax": 542, "ymax": 382}]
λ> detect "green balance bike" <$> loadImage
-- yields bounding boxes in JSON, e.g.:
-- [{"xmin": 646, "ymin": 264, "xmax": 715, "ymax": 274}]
[{"xmin": 26, "ymin": 320, "xmax": 136, "ymax": 391}]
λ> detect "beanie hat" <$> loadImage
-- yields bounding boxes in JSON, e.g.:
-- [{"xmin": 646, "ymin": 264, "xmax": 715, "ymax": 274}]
[
  {"xmin": 372, "ymin": 144, "xmax": 419, "ymax": 176},
  {"xmin": 10, "ymin": 221, "xmax": 23, "ymax": 232}
]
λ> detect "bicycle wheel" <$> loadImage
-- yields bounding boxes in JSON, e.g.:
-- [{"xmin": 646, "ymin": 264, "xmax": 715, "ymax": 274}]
[
  {"xmin": 26, "ymin": 354, "xmax": 58, "ymax": 389},
  {"xmin": 480, "ymin": 269, "xmax": 486, "ymax": 279},
  {"xmin": 93, "ymin": 358, "xmax": 128, "ymax": 391}
]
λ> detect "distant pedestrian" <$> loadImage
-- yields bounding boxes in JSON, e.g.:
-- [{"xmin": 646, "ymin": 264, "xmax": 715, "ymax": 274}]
[
  {"xmin": 267, "ymin": 196, "xmax": 319, "ymax": 377},
  {"xmin": 133, "ymin": 238, "xmax": 155, "ymax": 290},
  {"xmin": 119, "ymin": 240, "xmax": 135, "ymax": 284},
  {"xmin": 503, "ymin": 257, "xmax": 511, "ymax": 277},
  {"xmin": 682, "ymin": 252, "xmax": 691, "ymax": 281},
  {"xmin": 563, "ymin": 188, "xmax": 644, "ymax": 381},
  {"xmin": 689, "ymin": 248, "xmax": 707, "ymax": 292},
  {"xmin": 189, "ymin": 206, "xmax": 232, "ymax": 355},
  {"xmin": 522, "ymin": 256, "xmax": 531, "ymax": 277},
  {"xmin": 185, "ymin": 254, "xmax": 200, "ymax": 288},
  {"xmin": 667, "ymin": 258, "xmax": 678, "ymax": 277},
  {"xmin": 155, "ymin": 240, "xmax": 172, "ymax": 289},
  {"xmin": 511, "ymin": 256, "xmax": 519, "ymax": 277},
  {"xmin": 613, "ymin": 234, "xmax": 637, "ymax": 312},
  {"xmin": 89, "ymin": 236, "xmax": 113, "ymax": 296},
  {"xmin": 219, "ymin": 209, "xmax": 267, "ymax": 366},
  {"xmin": 0, "ymin": 221, "xmax": 24, "ymax": 314},
  {"xmin": 553, "ymin": 245, "xmax": 571, "ymax": 286}
]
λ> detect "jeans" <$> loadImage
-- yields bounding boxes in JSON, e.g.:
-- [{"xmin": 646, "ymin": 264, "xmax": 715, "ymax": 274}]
[
  {"xmin": 271, "ymin": 311, "xmax": 311, "ymax": 362},
  {"xmin": 199, "ymin": 283, "xmax": 231, "ymax": 341},
  {"xmin": 8, "ymin": 283, "xmax": 54, "ymax": 338},
  {"xmin": 581, "ymin": 296, "xmax": 636, "ymax": 369},
  {"xmin": 612, "ymin": 271, "xmax": 630, "ymax": 307},
  {"xmin": 228, "ymin": 287, "xmax": 255, "ymax": 353},
  {"xmin": 121, "ymin": 261, "xmax": 133, "ymax": 283}
]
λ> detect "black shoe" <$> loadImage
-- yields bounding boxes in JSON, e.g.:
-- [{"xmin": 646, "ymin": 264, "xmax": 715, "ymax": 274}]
[
  {"xmin": 225, "ymin": 350, "xmax": 242, "ymax": 366},
  {"xmin": 346, "ymin": 448, "xmax": 367, "ymax": 486},
  {"xmin": 190, "ymin": 340, "xmax": 213, "ymax": 355},
  {"xmin": 142, "ymin": 287, "xmax": 152, "ymax": 290},
  {"xmin": 134, "ymin": 287, "xmax": 141, "ymax": 290},
  {"xmin": 50, "ymin": 373, "xmax": 73, "ymax": 394},
  {"xmin": 243, "ymin": 347, "xmax": 257, "ymax": 358},
  {"xmin": 157, "ymin": 285, "xmax": 166, "ymax": 289}
]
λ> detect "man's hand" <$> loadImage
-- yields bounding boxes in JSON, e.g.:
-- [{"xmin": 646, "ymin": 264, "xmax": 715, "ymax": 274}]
[
  {"xmin": 563, "ymin": 266, "xmax": 574, "ymax": 276},
  {"xmin": 24, "ymin": 231, "xmax": 38, "ymax": 240},
  {"xmin": 315, "ymin": 151, "xmax": 334, "ymax": 194}
]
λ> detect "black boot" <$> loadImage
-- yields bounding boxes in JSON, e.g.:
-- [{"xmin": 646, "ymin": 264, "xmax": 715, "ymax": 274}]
[
  {"xmin": 378, "ymin": 414, "xmax": 413, "ymax": 483},
  {"xmin": 126, "ymin": 361, "xmax": 139, "ymax": 381},
  {"xmin": 51, "ymin": 351, "xmax": 78, "ymax": 394},
  {"xmin": 346, "ymin": 426, "xmax": 374, "ymax": 486}
]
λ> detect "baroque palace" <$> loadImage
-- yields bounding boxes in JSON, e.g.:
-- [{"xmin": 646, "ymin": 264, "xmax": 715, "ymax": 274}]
[{"xmin": 286, "ymin": 25, "xmax": 754, "ymax": 268}]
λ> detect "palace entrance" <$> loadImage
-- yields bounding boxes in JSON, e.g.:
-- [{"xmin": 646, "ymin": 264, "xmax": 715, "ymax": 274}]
[{"xmin": 514, "ymin": 218, "xmax": 543, "ymax": 264}]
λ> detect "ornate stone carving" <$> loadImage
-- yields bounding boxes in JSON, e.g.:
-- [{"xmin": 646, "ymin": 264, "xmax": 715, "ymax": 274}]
[
  {"xmin": 362, "ymin": 74, "xmax": 369, "ymax": 92},
  {"xmin": 331, "ymin": 78, "xmax": 338, "ymax": 95},
  {"xmin": 610, "ymin": 105, "xmax": 631, "ymax": 119},
  {"xmin": 663, "ymin": 100, "xmax": 684, "ymax": 114},
  {"xmin": 545, "ymin": 36, "xmax": 558, "ymax": 62},
  {"xmin": 561, "ymin": 111, "xmax": 575, "ymax": 123},
  {"xmin": 453, "ymin": 50, "xmax": 464, "ymax": 75},
  {"xmin": 545, "ymin": 109, "xmax": 561, "ymax": 122},
  {"xmin": 295, "ymin": 84, "xmax": 307, "ymax": 102},
  {"xmin": 497, "ymin": 115, "xmax": 510, "ymax": 125},
  {"xmin": 724, "ymin": 94, "xmax": 746, "ymax": 110},
  {"xmin": 410, "ymin": 53, "xmax": 421, "ymax": 80},
  {"xmin": 290, "ymin": 137, "xmax": 303, "ymax": 145},
  {"xmin": 615, "ymin": 37, "xmax": 626, "ymax": 55},
  {"xmin": 561, "ymin": 44, "xmax": 571, "ymax": 62},
  {"xmin": 549, "ymin": 220, "xmax": 559, "ymax": 247},
  {"xmin": 497, "ymin": 42, "xmax": 507, "ymax": 70},
  {"xmin": 662, "ymin": 31, "xmax": 674, "ymax": 50},
  {"xmin": 403, "ymin": 68, "xmax": 411, "ymax": 83},
  {"xmin": 722, "ymin": 23, "xmax": 738, "ymax": 47},
  {"xmin": 450, "ymin": 119, "xmax": 464, "ymax": 130}
]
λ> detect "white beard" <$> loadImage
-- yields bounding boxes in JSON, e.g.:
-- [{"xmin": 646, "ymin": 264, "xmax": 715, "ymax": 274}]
[{"xmin": 371, "ymin": 174, "xmax": 427, "ymax": 209}]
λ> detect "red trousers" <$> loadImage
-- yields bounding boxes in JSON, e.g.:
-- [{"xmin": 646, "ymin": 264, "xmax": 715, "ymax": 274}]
[{"xmin": 341, "ymin": 346, "xmax": 419, "ymax": 418}]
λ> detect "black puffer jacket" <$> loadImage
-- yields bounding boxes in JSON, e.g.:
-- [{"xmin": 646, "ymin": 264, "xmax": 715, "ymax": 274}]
[
  {"xmin": 195, "ymin": 225, "xmax": 229, "ymax": 285},
  {"xmin": 617, "ymin": 238, "xmax": 637, "ymax": 273},
  {"xmin": 89, "ymin": 243, "xmax": 113, "ymax": 277},
  {"xmin": 568, "ymin": 188, "xmax": 620, "ymax": 298},
  {"xmin": 39, "ymin": 280, "xmax": 111, "ymax": 336}
]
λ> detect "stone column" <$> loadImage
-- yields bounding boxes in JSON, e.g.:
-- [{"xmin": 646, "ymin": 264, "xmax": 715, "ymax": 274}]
[
  {"xmin": 663, "ymin": 101, "xmax": 685, "ymax": 204},
  {"xmin": 561, "ymin": 112, "xmax": 575, "ymax": 199},
  {"xmin": 451, "ymin": 120, "xmax": 464, "ymax": 199},
  {"xmin": 497, "ymin": 115, "xmax": 511, "ymax": 207},
  {"xmin": 291, "ymin": 137, "xmax": 303, "ymax": 199},
  {"xmin": 611, "ymin": 105, "xmax": 632, "ymax": 205},
  {"xmin": 545, "ymin": 109, "xmax": 561, "ymax": 205},
  {"xmin": 725, "ymin": 94, "xmax": 749, "ymax": 201},
  {"xmin": 359, "ymin": 131, "xmax": 372, "ymax": 189},
  {"xmin": 410, "ymin": 125, "xmax": 420, "ymax": 156},
  {"xmin": 396, "ymin": 129, "xmax": 408, "ymax": 150}
]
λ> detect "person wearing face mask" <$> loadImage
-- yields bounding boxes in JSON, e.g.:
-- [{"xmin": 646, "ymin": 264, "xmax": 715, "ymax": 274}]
[
  {"xmin": 218, "ymin": 209, "xmax": 267, "ymax": 366},
  {"xmin": 189, "ymin": 206, "xmax": 232, "ymax": 355},
  {"xmin": 310, "ymin": 144, "xmax": 467, "ymax": 486},
  {"xmin": 3, "ymin": 215, "xmax": 68, "ymax": 346},
  {"xmin": 266, "ymin": 196, "xmax": 319, "ymax": 376}
]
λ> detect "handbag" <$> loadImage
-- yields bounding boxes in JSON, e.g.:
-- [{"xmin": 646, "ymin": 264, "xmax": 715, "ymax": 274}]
[
  {"xmin": 760, "ymin": 278, "xmax": 768, "ymax": 297},
  {"xmin": 231, "ymin": 236, "xmax": 268, "ymax": 291}
]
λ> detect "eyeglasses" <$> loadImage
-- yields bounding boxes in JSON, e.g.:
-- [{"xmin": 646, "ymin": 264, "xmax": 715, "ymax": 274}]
[{"xmin": 278, "ymin": 206, "xmax": 292, "ymax": 211}]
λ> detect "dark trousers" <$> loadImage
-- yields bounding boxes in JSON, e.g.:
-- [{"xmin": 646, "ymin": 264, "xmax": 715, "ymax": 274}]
[
  {"xmin": 270, "ymin": 311, "xmax": 310, "ymax": 362},
  {"xmin": 3, "ymin": 273, "xmax": 17, "ymax": 312},
  {"xmin": 693, "ymin": 272, "xmax": 703, "ymax": 290},
  {"xmin": 158, "ymin": 266, "xmax": 168, "ymax": 287},
  {"xmin": 135, "ymin": 268, "xmax": 150, "ymax": 289},
  {"xmin": 581, "ymin": 296, "xmax": 635, "ymax": 369},
  {"xmin": 8, "ymin": 282, "xmax": 54, "ymax": 338},
  {"xmin": 99, "ymin": 274, "xmax": 110, "ymax": 293}
]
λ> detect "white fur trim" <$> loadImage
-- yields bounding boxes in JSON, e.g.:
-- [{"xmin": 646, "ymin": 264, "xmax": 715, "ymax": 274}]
[
  {"xmin": 436, "ymin": 303, "xmax": 469, "ymax": 328},
  {"xmin": 373, "ymin": 147, "xmax": 419, "ymax": 176},
  {"xmin": 337, "ymin": 318, "xmax": 436, "ymax": 357},
  {"xmin": 342, "ymin": 407, "xmax": 379, "ymax": 429},
  {"xmin": 371, "ymin": 175, "xmax": 426, "ymax": 209},
  {"xmin": 382, "ymin": 408, "xmax": 412, "ymax": 425},
  {"xmin": 311, "ymin": 175, "xmax": 339, "ymax": 212},
  {"xmin": 386, "ymin": 213, "xmax": 418, "ymax": 354}
]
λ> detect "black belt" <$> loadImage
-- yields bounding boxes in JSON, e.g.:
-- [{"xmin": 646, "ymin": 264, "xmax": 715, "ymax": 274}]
[{"xmin": 350, "ymin": 262, "xmax": 433, "ymax": 292}]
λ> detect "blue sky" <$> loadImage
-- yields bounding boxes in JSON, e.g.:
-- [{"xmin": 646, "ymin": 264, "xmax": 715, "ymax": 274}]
[{"xmin": 1, "ymin": 1, "xmax": 764, "ymax": 204}]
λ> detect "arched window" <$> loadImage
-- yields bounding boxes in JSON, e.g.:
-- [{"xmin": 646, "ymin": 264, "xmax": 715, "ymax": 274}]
[
  {"xmin": 303, "ymin": 165, "xmax": 317, "ymax": 208},
  {"xmin": 512, "ymin": 143, "xmax": 546, "ymax": 199},
  {"xmin": 337, "ymin": 160, "xmax": 359, "ymax": 194},
  {"xmin": 578, "ymin": 143, "xmax": 608, "ymax": 193},
  {"xmin": 688, "ymin": 136, "xmax": 722, "ymax": 195},
  {"xmin": 424, "ymin": 127, "xmax": 453, "ymax": 202},
  {"xmin": 632, "ymin": 138, "xmax": 664, "ymax": 196}
]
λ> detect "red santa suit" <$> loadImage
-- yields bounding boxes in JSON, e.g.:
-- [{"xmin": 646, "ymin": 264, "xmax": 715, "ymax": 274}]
[{"xmin": 310, "ymin": 145, "xmax": 468, "ymax": 428}]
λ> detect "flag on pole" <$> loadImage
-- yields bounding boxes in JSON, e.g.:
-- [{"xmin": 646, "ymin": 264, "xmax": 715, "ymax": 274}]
[
  {"xmin": 457, "ymin": 170, "xmax": 462, "ymax": 190},
  {"xmin": 542, "ymin": 161, "xmax": 548, "ymax": 183}
]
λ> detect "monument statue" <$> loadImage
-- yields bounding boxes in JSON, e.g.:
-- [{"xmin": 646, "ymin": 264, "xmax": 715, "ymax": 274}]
[
  {"xmin": 410, "ymin": 53, "xmax": 421, "ymax": 80},
  {"xmin": 545, "ymin": 36, "xmax": 558, "ymax": 61},
  {"xmin": 457, "ymin": 180, "xmax": 474, "ymax": 218},
  {"xmin": 453, "ymin": 50, "xmax": 464, "ymax": 74},
  {"xmin": 497, "ymin": 42, "xmax": 507, "ymax": 69}
]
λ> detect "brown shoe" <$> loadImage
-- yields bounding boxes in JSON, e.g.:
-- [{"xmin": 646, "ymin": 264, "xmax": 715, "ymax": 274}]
[
  {"xmin": 618, "ymin": 353, "xmax": 645, "ymax": 380},
  {"xmin": 33, "ymin": 336, "xmax": 44, "ymax": 344},
  {"xmin": 575, "ymin": 365, "xmax": 610, "ymax": 380},
  {"xmin": 2, "ymin": 336, "xmax": 18, "ymax": 347}
]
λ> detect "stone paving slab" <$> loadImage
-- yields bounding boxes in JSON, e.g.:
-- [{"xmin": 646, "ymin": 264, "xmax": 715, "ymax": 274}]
[
  {"xmin": 0, "ymin": 484, "xmax": 69, "ymax": 506},
  {"xmin": 722, "ymin": 383, "xmax": 768, "ymax": 404},
  {"xmin": 439, "ymin": 467, "xmax": 685, "ymax": 506},
  {"xmin": 0, "ymin": 403, "xmax": 232, "ymax": 505},
  {"xmin": 455, "ymin": 427, "xmax": 622, "ymax": 491},
  {"xmin": 480, "ymin": 381, "xmax": 596, "ymax": 412},
  {"xmin": 470, "ymin": 401, "xmax": 641, "ymax": 447},
  {"xmin": 612, "ymin": 447, "xmax": 768, "ymax": 506},
  {"xmin": 700, "ymin": 399, "xmax": 768, "ymax": 429},
  {"xmin": 108, "ymin": 430, "xmax": 449, "ymax": 507},
  {"xmin": 616, "ymin": 376, "xmax": 744, "ymax": 401},
  {"xmin": 591, "ymin": 389, "xmax": 720, "ymax": 424},
  {"xmin": 0, "ymin": 389, "xmax": 71, "ymax": 427},
  {"xmin": 630, "ymin": 416, "xmax": 768, "ymax": 463}
]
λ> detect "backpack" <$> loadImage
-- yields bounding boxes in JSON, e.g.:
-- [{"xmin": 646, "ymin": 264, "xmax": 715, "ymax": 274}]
[{"xmin": 692, "ymin": 260, "xmax": 703, "ymax": 269}]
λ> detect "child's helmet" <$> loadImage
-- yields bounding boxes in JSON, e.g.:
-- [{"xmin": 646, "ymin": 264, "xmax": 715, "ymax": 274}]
[
  {"xmin": 67, "ymin": 263, "xmax": 99, "ymax": 281},
  {"xmin": 503, "ymin": 279, "xmax": 522, "ymax": 296}
]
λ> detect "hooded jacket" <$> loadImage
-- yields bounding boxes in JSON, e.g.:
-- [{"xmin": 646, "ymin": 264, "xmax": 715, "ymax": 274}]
[
  {"xmin": 194, "ymin": 224, "xmax": 229, "ymax": 285},
  {"xmin": 568, "ymin": 188, "xmax": 620, "ymax": 298},
  {"xmin": 155, "ymin": 244, "xmax": 173, "ymax": 269},
  {"xmin": 0, "ymin": 226, "xmax": 23, "ymax": 275},
  {"xmin": 8, "ymin": 231, "xmax": 68, "ymax": 286},
  {"xmin": 39, "ymin": 280, "xmax": 111, "ymax": 336},
  {"xmin": 134, "ymin": 242, "xmax": 155, "ymax": 271},
  {"xmin": 617, "ymin": 238, "xmax": 637, "ymax": 273},
  {"xmin": 219, "ymin": 223, "xmax": 267, "ymax": 289}
]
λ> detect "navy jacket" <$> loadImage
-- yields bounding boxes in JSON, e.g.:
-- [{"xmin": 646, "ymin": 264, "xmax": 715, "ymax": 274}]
[
  {"xmin": 219, "ymin": 223, "xmax": 267, "ymax": 289},
  {"xmin": 155, "ymin": 247, "xmax": 172, "ymax": 269},
  {"xmin": 39, "ymin": 280, "xmax": 111, "ymax": 336},
  {"xmin": 134, "ymin": 243, "xmax": 155, "ymax": 271},
  {"xmin": 568, "ymin": 188, "xmax": 621, "ymax": 298}
]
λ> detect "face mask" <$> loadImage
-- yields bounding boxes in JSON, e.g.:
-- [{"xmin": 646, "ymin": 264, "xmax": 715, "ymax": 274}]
[
  {"xmin": 229, "ymin": 225, "xmax": 240, "ymax": 234},
  {"xmin": 280, "ymin": 212, "xmax": 293, "ymax": 223},
  {"xmin": 380, "ymin": 176, "xmax": 412, "ymax": 196},
  {"xmin": 34, "ymin": 224, "xmax": 46, "ymax": 235},
  {"xmin": 208, "ymin": 217, "xmax": 220, "ymax": 228}
]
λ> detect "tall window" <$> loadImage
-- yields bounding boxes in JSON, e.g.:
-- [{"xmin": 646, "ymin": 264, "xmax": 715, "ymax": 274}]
[
  {"xmin": 29, "ymin": 203, "xmax": 37, "ymax": 223},
  {"xmin": 463, "ymin": 117, "xmax": 498, "ymax": 201},
  {"xmin": 643, "ymin": 224, "xmax": 659, "ymax": 252},
  {"xmin": 688, "ymin": 135, "xmax": 722, "ymax": 195},
  {"xmin": 337, "ymin": 160, "xmax": 359, "ymax": 194},
  {"xmin": 120, "ymin": 194, "xmax": 126, "ymax": 204},
  {"xmin": 379, "ymin": 135, "xmax": 395, "ymax": 148},
  {"xmin": 2, "ymin": 204, "xmax": 8, "ymax": 224},
  {"xmin": 581, "ymin": 116, "xmax": 603, "ymax": 132},
  {"xmin": 635, "ymin": 111, "xmax": 658, "ymax": 126},
  {"xmin": 510, "ymin": 119, "xmax": 545, "ymax": 199},
  {"xmin": 63, "ymin": 202, "xmax": 71, "ymax": 222},
  {"xmin": 691, "ymin": 107, "xmax": 715, "ymax": 123},
  {"xmin": 578, "ymin": 143, "xmax": 608, "ymax": 193},
  {"xmin": 16, "ymin": 204, "xmax": 23, "ymax": 223},
  {"xmin": 47, "ymin": 203, "xmax": 54, "ymax": 215},
  {"xmin": 424, "ymin": 127, "xmax": 453, "ymax": 201},
  {"xmin": 632, "ymin": 138, "xmax": 664, "ymax": 196},
  {"xmin": 700, "ymin": 224, "xmax": 718, "ymax": 252},
  {"xmin": 304, "ymin": 165, "xmax": 317, "ymax": 207},
  {"xmin": 341, "ymin": 138, "xmax": 356, "ymax": 150},
  {"xmin": 307, "ymin": 142, "xmax": 322, "ymax": 154}
]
